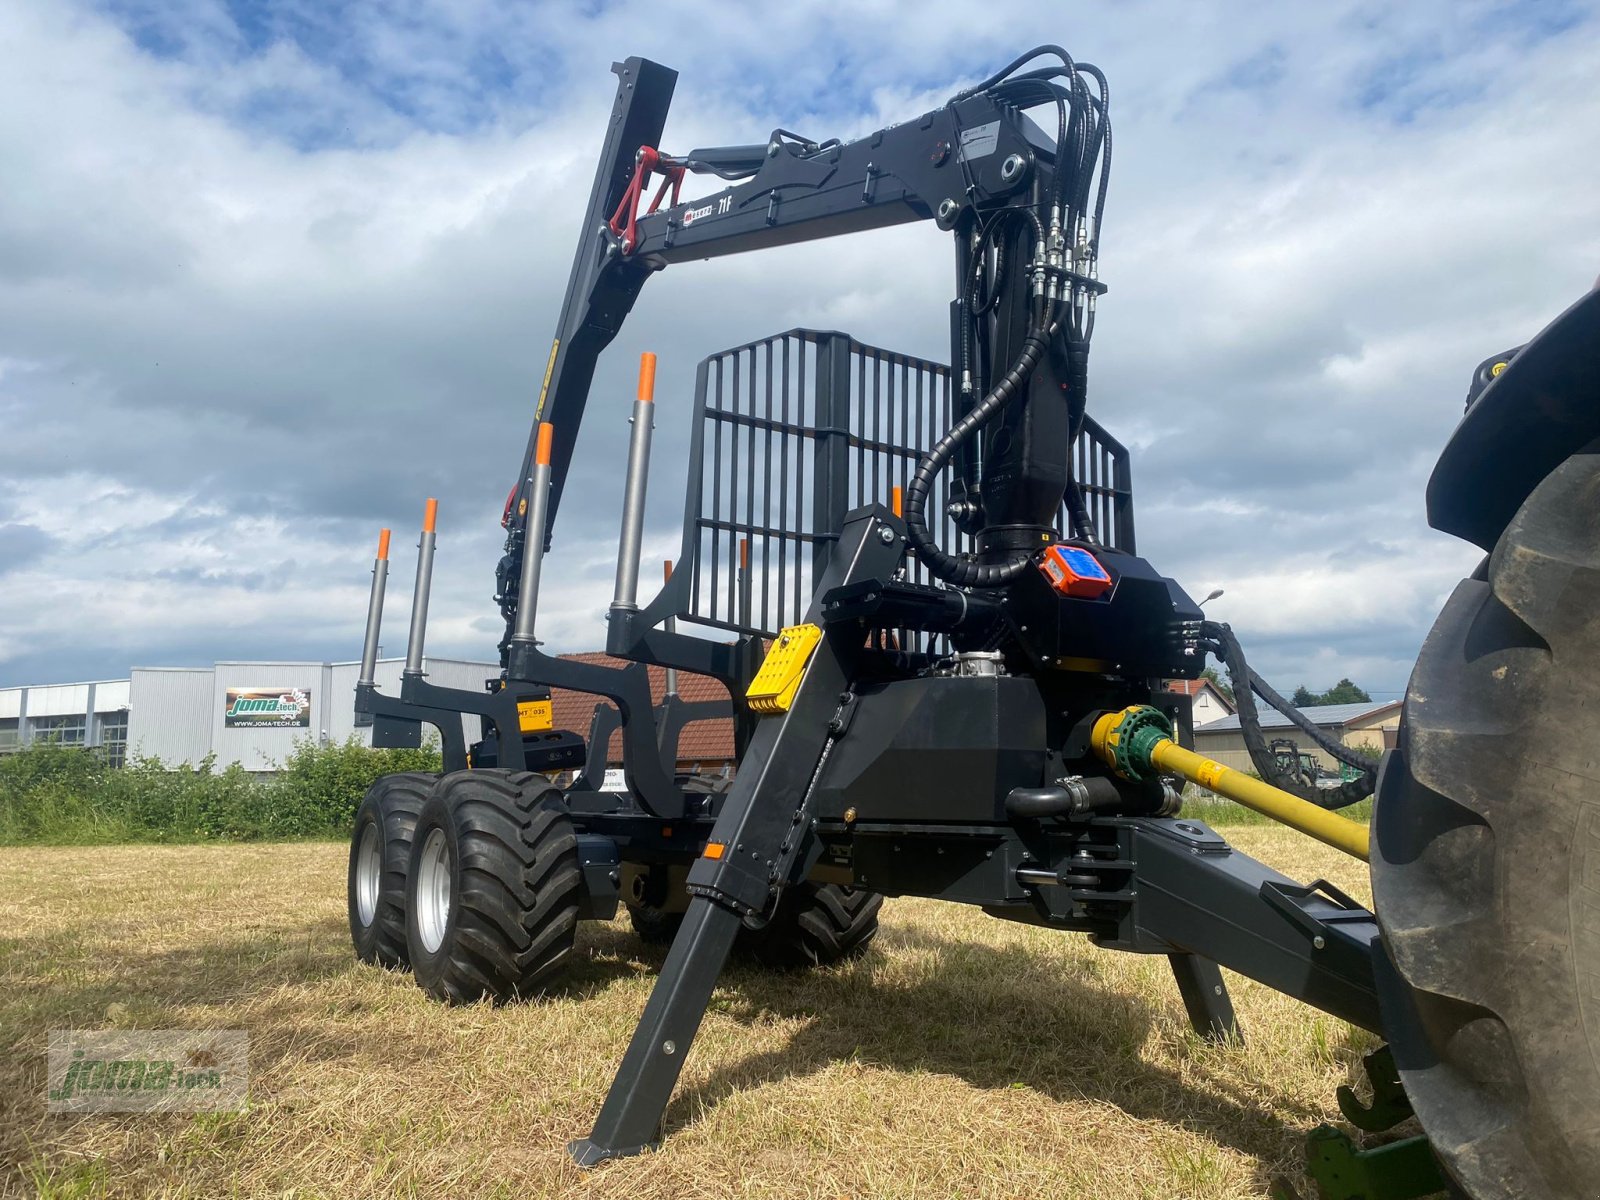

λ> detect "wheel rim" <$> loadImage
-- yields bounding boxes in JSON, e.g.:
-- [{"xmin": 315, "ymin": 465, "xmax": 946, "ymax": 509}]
[
  {"xmin": 415, "ymin": 828, "xmax": 452, "ymax": 954},
  {"xmin": 355, "ymin": 823, "xmax": 381, "ymax": 927}
]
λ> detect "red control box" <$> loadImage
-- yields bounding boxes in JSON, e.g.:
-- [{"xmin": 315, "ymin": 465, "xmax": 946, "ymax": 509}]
[{"xmin": 1040, "ymin": 544, "xmax": 1113, "ymax": 599}]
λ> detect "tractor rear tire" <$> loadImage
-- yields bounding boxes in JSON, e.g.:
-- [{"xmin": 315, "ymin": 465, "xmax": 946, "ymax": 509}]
[
  {"xmin": 737, "ymin": 882, "xmax": 882, "ymax": 969},
  {"xmin": 405, "ymin": 770, "xmax": 582, "ymax": 1004},
  {"xmin": 347, "ymin": 772, "xmax": 435, "ymax": 969},
  {"xmin": 1372, "ymin": 449, "xmax": 1600, "ymax": 1200}
]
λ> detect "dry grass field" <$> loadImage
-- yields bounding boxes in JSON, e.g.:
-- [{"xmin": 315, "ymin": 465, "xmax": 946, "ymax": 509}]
[{"xmin": 1, "ymin": 829, "xmax": 1382, "ymax": 1199}]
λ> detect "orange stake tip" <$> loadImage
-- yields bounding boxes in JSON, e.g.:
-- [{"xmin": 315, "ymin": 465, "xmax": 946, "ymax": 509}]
[
  {"xmin": 535, "ymin": 422, "xmax": 555, "ymax": 467},
  {"xmin": 891, "ymin": 485, "xmax": 903, "ymax": 518},
  {"xmin": 376, "ymin": 528, "xmax": 392, "ymax": 560},
  {"xmin": 422, "ymin": 498, "xmax": 438, "ymax": 533},
  {"xmin": 637, "ymin": 352, "xmax": 658, "ymax": 403}
]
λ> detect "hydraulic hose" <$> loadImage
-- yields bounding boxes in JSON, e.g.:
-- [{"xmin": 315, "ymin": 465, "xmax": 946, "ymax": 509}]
[
  {"xmin": 1202, "ymin": 620, "xmax": 1377, "ymax": 809},
  {"xmin": 904, "ymin": 324, "xmax": 1054, "ymax": 586},
  {"xmin": 949, "ymin": 45, "xmax": 1079, "ymax": 104}
]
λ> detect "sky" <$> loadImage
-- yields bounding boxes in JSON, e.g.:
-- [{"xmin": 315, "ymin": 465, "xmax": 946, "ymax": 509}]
[{"xmin": 1, "ymin": 0, "xmax": 1597, "ymax": 703}]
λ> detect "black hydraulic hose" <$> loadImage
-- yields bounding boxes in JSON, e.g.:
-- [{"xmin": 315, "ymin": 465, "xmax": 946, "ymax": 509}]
[
  {"xmin": 905, "ymin": 322, "xmax": 1055, "ymax": 587},
  {"xmin": 950, "ymin": 45, "xmax": 1077, "ymax": 103},
  {"xmin": 1202, "ymin": 620, "xmax": 1376, "ymax": 809},
  {"xmin": 991, "ymin": 76, "xmax": 1071, "ymax": 211},
  {"xmin": 1065, "ymin": 480, "xmax": 1098, "ymax": 544}
]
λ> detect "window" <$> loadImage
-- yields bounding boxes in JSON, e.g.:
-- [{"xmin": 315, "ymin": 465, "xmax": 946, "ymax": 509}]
[
  {"xmin": 0, "ymin": 718, "xmax": 18, "ymax": 754},
  {"xmin": 97, "ymin": 711, "xmax": 129, "ymax": 769},
  {"xmin": 30, "ymin": 714, "xmax": 86, "ymax": 747}
]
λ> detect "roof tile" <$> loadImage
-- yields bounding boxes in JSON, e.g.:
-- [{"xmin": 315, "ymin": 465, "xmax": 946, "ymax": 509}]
[{"xmin": 550, "ymin": 652, "xmax": 735, "ymax": 765}]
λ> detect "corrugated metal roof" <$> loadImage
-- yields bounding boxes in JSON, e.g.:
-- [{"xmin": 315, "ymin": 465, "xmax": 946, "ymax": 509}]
[{"xmin": 1195, "ymin": 700, "xmax": 1399, "ymax": 733}]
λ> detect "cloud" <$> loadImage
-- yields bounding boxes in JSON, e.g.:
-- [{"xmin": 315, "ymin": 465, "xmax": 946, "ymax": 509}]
[{"xmin": 0, "ymin": 0, "xmax": 1597, "ymax": 705}]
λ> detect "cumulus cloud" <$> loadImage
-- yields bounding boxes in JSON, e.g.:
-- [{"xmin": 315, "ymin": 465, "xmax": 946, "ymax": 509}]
[{"xmin": 1, "ymin": 0, "xmax": 1596, "ymax": 704}]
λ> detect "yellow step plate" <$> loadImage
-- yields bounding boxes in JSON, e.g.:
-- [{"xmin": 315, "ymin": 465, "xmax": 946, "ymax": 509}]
[{"xmin": 746, "ymin": 624, "xmax": 823, "ymax": 715}]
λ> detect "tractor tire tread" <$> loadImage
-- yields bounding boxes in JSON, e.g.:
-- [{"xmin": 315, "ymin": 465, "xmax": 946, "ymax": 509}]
[{"xmin": 1373, "ymin": 450, "xmax": 1600, "ymax": 1200}]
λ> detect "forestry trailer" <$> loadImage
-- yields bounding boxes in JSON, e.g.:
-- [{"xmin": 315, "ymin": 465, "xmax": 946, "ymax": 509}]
[{"xmin": 342, "ymin": 45, "xmax": 1600, "ymax": 1200}]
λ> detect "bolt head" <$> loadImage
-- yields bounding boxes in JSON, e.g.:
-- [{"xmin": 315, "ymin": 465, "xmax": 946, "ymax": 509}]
[
  {"xmin": 1312, "ymin": 935, "xmax": 1327, "ymax": 951},
  {"xmin": 878, "ymin": 526, "xmax": 896, "ymax": 544}
]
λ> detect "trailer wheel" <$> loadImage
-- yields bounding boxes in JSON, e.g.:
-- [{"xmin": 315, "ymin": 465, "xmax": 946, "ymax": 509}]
[
  {"xmin": 626, "ymin": 903, "xmax": 684, "ymax": 945},
  {"xmin": 347, "ymin": 772, "xmax": 435, "ymax": 969},
  {"xmin": 1373, "ymin": 449, "xmax": 1600, "ymax": 1200},
  {"xmin": 405, "ymin": 770, "xmax": 582, "ymax": 1004},
  {"xmin": 738, "ymin": 883, "xmax": 882, "ymax": 969}
]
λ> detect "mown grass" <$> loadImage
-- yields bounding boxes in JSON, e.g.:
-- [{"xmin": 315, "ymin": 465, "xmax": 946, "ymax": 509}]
[{"xmin": 1, "ymin": 830, "xmax": 1385, "ymax": 1199}]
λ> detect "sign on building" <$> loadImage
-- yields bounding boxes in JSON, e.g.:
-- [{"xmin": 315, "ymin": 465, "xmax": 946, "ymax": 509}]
[{"xmin": 223, "ymin": 688, "xmax": 311, "ymax": 729}]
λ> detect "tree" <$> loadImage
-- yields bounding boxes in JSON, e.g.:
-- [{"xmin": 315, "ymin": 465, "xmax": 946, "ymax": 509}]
[
  {"xmin": 1292, "ymin": 678, "xmax": 1374, "ymax": 707},
  {"xmin": 1318, "ymin": 677, "xmax": 1372, "ymax": 705},
  {"xmin": 1199, "ymin": 667, "xmax": 1234, "ymax": 704}
]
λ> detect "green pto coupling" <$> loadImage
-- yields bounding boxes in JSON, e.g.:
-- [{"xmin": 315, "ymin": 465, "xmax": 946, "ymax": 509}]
[
  {"xmin": 1091, "ymin": 704, "xmax": 1371, "ymax": 861},
  {"xmin": 1091, "ymin": 704, "xmax": 1173, "ymax": 782}
]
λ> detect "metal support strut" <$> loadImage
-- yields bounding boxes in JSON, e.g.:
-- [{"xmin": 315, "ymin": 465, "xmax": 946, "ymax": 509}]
[
  {"xmin": 403, "ymin": 499, "xmax": 438, "ymax": 678},
  {"xmin": 569, "ymin": 505, "xmax": 907, "ymax": 1165},
  {"xmin": 357, "ymin": 528, "xmax": 391, "ymax": 689}
]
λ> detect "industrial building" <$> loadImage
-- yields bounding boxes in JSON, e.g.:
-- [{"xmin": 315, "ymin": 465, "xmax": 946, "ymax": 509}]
[
  {"xmin": 127, "ymin": 658, "xmax": 499, "ymax": 771},
  {"xmin": 1, "ymin": 658, "xmax": 499, "ymax": 773},
  {"xmin": 1192, "ymin": 700, "xmax": 1401, "ymax": 774},
  {"xmin": 0, "ymin": 679, "xmax": 132, "ymax": 765}
]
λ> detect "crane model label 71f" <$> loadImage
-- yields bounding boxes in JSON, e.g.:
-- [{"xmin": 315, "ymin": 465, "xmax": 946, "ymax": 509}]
[{"xmin": 341, "ymin": 45, "xmax": 1600, "ymax": 1200}]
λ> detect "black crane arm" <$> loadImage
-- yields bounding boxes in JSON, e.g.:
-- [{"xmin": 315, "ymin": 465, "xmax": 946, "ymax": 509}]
[{"xmin": 498, "ymin": 52, "xmax": 1109, "ymax": 664}]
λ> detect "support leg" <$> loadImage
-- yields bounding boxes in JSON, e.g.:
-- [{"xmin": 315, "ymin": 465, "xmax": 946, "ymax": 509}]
[
  {"xmin": 570, "ymin": 506, "xmax": 906, "ymax": 1167},
  {"xmin": 1168, "ymin": 953, "xmax": 1240, "ymax": 1042},
  {"xmin": 568, "ymin": 896, "xmax": 744, "ymax": 1164}
]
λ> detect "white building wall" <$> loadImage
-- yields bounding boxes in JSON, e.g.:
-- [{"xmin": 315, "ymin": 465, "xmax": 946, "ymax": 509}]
[
  {"xmin": 1190, "ymin": 686, "xmax": 1230, "ymax": 727},
  {"xmin": 128, "ymin": 669, "xmax": 214, "ymax": 765},
  {"xmin": 210, "ymin": 662, "xmax": 328, "ymax": 772},
  {"xmin": 19, "ymin": 657, "xmax": 500, "ymax": 770},
  {"xmin": 94, "ymin": 681, "xmax": 130, "ymax": 712},
  {"xmin": 26, "ymin": 684, "xmax": 91, "ymax": 718}
]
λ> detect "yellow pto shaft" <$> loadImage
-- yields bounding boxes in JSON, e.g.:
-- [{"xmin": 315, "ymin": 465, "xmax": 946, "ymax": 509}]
[{"xmin": 1091, "ymin": 705, "xmax": 1371, "ymax": 862}]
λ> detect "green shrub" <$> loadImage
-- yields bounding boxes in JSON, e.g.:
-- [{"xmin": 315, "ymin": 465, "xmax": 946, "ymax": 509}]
[
  {"xmin": 0, "ymin": 737, "xmax": 441, "ymax": 845},
  {"xmin": 267, "ymin": 737, "xmax": 441, "ymax": 834}
]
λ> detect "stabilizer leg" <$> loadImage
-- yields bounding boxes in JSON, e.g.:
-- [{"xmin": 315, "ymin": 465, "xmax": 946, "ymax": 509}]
[
  {"xmin": 570, "ymin": 505, "xmax": 907, "ymax": 1167},
  {"xmin": 568, "ymin": 896, "xmax": 743, "ymax": 1164},
  {"xmin": 1167, "ymin": 953, "xmax": 1240, "ymax": 1042}
]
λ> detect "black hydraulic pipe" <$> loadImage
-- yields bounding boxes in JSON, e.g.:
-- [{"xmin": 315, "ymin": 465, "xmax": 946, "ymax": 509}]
[{"xmin": 1005, "ymin": 775, "xmax": 1121, "ymax": 819}]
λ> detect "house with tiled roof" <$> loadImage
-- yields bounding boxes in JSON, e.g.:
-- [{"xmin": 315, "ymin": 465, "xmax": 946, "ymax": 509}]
[
  {"xmin": 550, "ymin": 652, "xmax": 735, "ymax": 773},
  {"xmin": 1166, "ymin": 677, "xmax": 1235, "ymax": 727}
]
